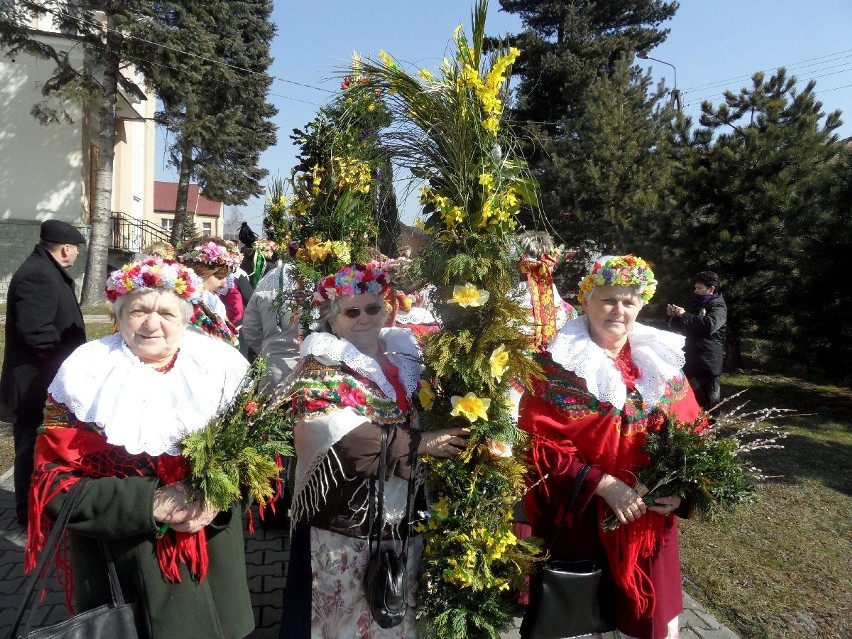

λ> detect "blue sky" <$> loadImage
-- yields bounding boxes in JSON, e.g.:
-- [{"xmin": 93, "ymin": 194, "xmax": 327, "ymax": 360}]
[{"xmin": 156, "ymin": 0, "xmax": 852, "ymax": 229}]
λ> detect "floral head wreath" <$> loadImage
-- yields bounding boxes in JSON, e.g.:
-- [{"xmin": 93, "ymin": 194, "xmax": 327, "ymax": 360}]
[
  {"xmin": 178, "ymin": 240, "xmax": 242, "ymax": 271},
  {"xmin": 254, "ymin": 239, "xmax": 277, "ymax": 260},
  {"xmin": 105, "ymin": 257, "xmax": 204, "ymax": 304},
  {"xmin": 313, "ymin": 263, "xmax": 391, "ymax": 305},
  {"xmin": 577, "ymin": 254, "xmax": 657, "ymax": 305}
]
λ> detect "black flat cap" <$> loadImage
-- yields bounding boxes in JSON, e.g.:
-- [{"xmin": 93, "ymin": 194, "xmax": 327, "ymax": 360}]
[{"xmin": 40, "ymin": 219, "xmax": 86, "ymax": 245}]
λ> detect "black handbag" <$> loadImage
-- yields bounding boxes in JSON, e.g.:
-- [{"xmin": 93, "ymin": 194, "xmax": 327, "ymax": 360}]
[
  {"xmin": 363, "ymin": 425, "xmax": 416, "ymax": 629},
  {"xmin": 522, "ymin": 465, "xmax": 617, "ymax": 639},
  {"xmin": 7, "ymin": 480, "xmax": 140, "ymax": 639}
]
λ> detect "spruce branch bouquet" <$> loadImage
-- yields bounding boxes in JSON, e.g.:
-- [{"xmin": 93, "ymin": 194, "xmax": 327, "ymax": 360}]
[
  {"xmin": 602, "ymin": 392, "xmax": 791, "ymax": 531},
  {"xmin": 179, "ymin": 359, "xmax": 294, "ymax": 511}
]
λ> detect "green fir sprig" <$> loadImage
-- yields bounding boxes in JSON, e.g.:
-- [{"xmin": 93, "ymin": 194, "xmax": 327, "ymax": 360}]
[{"xmin": 179, "ymin": 359, "xmax": 294, "ymax": 511}]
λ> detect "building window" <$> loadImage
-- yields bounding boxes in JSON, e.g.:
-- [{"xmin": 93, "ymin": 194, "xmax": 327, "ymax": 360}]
[
  {"xmin": 161, "ymin": 218, "xmax": 174, "ymax": 232},
  {"xmin": 202, "ymin": 222, "xmax": 212, "ymax": 235}
]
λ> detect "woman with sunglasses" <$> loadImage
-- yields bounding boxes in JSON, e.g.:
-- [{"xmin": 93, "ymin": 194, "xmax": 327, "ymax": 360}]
[{"xmin": 279, "ymin": 263, "xmax": 469, "ymax": 639}]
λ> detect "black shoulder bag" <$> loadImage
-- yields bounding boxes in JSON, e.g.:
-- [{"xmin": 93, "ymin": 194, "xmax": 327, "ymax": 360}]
[
  {"xmin": 363, "ymin": 425, "xmax": 416, "ymax": 629},
  {"xmin": 7, "ymin": 479, "xmax": 140, "ymax": 639},
  {"xmin": 521, "ymin": 464, "xmax": 617, "ymax": 639}
]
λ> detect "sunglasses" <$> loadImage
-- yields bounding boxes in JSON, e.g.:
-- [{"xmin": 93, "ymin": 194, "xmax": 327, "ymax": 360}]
[{"xmin": 340, "ymin": 303, "xmax": 383, "ymax": 319}]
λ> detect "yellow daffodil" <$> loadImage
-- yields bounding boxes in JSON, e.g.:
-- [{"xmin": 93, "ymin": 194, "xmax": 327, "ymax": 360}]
[
  {"xmin": 448, "ymin": 283, "xmax": 490, "ymax": 307},
  {"xmin": 488, "ymin": 344, "xmax": 509, "ymax": 381},
  {"xmin": 418, "ymin": 379, "xmax": 436, "ymax": 410},
  {"xmin": 450, "ymin": 392, "xmax": 490, "ymax": 423}
]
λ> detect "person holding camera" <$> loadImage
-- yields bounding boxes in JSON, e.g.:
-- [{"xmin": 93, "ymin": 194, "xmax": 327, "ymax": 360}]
[{"xmin": 666, "ymin": 271, "xmax": 727, "ymax": 411}]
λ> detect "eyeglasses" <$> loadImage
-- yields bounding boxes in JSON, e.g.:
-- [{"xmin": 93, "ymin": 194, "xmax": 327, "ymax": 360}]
[{"xmin": 340, "ymin": 303, "xmax": 383, "ymax": 319}]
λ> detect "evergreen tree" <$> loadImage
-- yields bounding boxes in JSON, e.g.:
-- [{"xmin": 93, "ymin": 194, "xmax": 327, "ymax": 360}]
[
  {"xmin": 656, "ymin": 69, "xmax": 844, "ymax": 369},
  {"xmin": 495, "ymin": 0, "xmax": 679, "ymax": 286},
  {"xmin": 1, "ymin": 0, "xmax": 157, "ymax": 305},
  {"xmin": 128, "ymin": 0, "xmax": 277, "ymax": 245}
]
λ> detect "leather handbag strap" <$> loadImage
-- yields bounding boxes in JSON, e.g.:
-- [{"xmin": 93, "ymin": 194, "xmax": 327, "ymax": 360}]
[
  {"xmin": 547, "ymin": 463, "xmax": 591, "ymax": 555},
  {"xmin": 9, "ymin": 479, "xmax": 127, "ymax": 637},
  {"xmin": 367, "ymin": 425, "xmax": 416, "ymax": 558}
]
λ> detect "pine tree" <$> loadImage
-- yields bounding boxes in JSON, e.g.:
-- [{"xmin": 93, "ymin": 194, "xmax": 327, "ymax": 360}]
[
  {"xmin": 656, "ymin": 69, "xmax": 844, "ymax": 368},
  {"xmin": 495, "ymin": 0, "xmax": 679, "ymax": 286},
  {"xmin": 128, "ymin": 0, "xmax": 277, "ymax": 245}
]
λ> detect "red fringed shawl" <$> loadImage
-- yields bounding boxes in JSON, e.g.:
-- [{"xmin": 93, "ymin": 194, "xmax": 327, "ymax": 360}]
[{"xmin": 26, "ymin": 398, "xmax": 212, "ymax": 603}]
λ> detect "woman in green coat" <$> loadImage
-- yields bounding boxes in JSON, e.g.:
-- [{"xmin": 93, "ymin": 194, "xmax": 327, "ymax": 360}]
[{"xmin": 25, "ymin": 257, "xmax": 254, "ymax": 639}]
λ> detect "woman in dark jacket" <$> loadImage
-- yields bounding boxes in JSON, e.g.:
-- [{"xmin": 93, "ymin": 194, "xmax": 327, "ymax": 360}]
[{"xmin": 667, "ymin": 271, "xmax": 727, "ymax": 410}]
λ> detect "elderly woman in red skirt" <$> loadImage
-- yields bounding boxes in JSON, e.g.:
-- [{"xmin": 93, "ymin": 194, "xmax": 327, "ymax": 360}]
[{"xmin": 518, "ymin": 255, "xmax": 703, "ymax": 639}]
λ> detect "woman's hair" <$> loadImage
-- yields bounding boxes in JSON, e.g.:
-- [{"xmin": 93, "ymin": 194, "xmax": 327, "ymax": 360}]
[
  {"xmin": 145, "ymin": 241, "xmax": 176, "ymax": 260},
  {"xmin": 112, "ymin": 288, "xmax": 193, "ymax": 325},
  {"xmin": 694, "ymin": 271, "xmax": 721, "ymax": 291},
  {"xmin": 582, "ymin": 285, "xmax": 646, "ymax": 307},
  {"xmin": 515, "ymin": 230, "xmax": 555, "ymax": 258}
]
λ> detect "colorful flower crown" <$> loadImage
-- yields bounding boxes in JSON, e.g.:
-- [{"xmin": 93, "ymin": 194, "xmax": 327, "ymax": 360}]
[
  {"xmin": 105, "ymin": 257, "xmax": 204, "ymax": 304},
  {"xmin": 313, "ymin": 263, "xmax": 391, "ymax": 305},
  {"xmin": 578, "ymin": 254, "xmax": 657, "ymax": 305},
  {"xmin": 254, "ymin": 239, "xmax": 277, "ymax": 260},
  {"xmin": 178, "ymin": 240, "xmax": 242, "ymax": 271}
]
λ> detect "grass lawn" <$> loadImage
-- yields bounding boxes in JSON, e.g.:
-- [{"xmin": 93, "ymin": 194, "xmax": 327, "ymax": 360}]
[{"xmin": 679, "ymin": 373, "xmax": 852, "ymax": 638}]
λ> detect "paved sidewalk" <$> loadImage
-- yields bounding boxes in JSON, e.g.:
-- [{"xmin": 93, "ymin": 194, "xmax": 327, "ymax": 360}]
[{"xmin": 0, "ymin": 468, "xmax": 739, "ymax": 638}]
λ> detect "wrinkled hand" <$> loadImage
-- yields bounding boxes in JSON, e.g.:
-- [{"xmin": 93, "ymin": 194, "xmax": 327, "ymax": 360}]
[
  {"xmin": 418, "ymin": 427, "xmax": 470, "ymax": 458},
  {"xmin": 153, "ymin": 482, "xmax": 219, "ymax": 533},
  {"xmin": 595, "ymin": 474, "xmax": 647, "ymax": 525},
  {"xmin": 647, "ymin": 495, "xmax": 681, "ymax": 517}
]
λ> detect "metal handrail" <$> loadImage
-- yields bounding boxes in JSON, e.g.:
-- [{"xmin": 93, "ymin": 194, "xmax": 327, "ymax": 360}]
[{"xmin": 111, "ymin": 214, "xmax": 171, "ymax": 252}]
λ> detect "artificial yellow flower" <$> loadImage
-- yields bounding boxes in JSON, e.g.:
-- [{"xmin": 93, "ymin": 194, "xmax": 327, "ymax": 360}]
[
  {"xmin": 479, "ymin": 172, "xmax": 495, "ymax": 190},
  {"xmin": 418, "ymin": 379, "xmax": 436, "ymax": 410},
  {"xmin": 448, "ymin": 283, "xmax": 490, "ymax": 308},
  {"xmin": 450, "ymin": 392, "xmax": 490, "ymax": 423},
  {"xmin": 379, "ymin": 49, "xmax": 395, "ymax": 68},
  {"xmin": 489, "ymin": 344, "xmax": 509, "ymax": 381}
]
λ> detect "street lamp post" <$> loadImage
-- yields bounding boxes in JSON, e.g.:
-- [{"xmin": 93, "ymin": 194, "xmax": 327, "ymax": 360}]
[{"xmin": 637, "ymin": 51, "xmax": 681, "ymax": 110}]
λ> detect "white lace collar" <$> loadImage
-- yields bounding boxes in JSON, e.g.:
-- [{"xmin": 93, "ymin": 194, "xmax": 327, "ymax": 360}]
[
  {"xmin": 546, "ymin": 316, "xmax": 685, "ymax": 409},
  {"xmin": 300, "ymin": 328, "xmax": 422, "ymax": 400},
  {"xmin": 48, "ymin": 331, "xmax": 249, "ymax": 456}
]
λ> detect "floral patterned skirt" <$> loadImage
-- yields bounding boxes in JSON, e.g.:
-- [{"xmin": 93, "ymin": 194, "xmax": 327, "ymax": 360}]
[{"xmin": 307, "ymin": 527, "xmax": 422, "ymax": 639}]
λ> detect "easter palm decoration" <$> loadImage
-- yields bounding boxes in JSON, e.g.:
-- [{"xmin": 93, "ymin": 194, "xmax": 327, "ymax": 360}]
[{"xmin": 354, "ymin": 2, "xmax": 543, "ymax": 636}]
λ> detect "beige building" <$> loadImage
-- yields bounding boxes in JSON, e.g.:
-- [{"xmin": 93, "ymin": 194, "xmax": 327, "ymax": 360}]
[
  {"xmin": 0, "ymin": 11, "xmax": 156, "ymax": 294},
  {"xmin": 151, "ymin": 182, "xmax": 225, "ymax": 239}
]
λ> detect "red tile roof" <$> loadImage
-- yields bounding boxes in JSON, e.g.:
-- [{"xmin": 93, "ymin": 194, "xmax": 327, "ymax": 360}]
[{"xmin": 154, "ymin": 181, "xmax": 223, "ymax": 218}]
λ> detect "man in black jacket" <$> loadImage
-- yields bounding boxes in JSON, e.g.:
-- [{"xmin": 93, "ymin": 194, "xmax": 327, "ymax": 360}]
[
  {"xmin": 667, "ymin": 271, "xmax": 727, "ymax": 411},
  {"xmin": 0, "ymin": 220, "xmax": 87, "ymax": 525}
]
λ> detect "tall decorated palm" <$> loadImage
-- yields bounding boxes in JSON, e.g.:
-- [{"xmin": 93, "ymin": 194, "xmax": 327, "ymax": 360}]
[
  {"xmin": 354, "ymin": 2, "xmax": 542, "ymax": 636},
  {"xmin": 262, "ymin": 58, "xmax": 393, "ymax": 325}
]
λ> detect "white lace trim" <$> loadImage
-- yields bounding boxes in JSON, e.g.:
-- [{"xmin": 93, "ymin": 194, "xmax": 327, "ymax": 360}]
[
  {"xmin": 48, "ymin": 331, "xmax": 249, "ymax": 456},
  {"xmin": 300, "ymin": 328, "xmax": 422, "ymax": 400},
  {"xmin": 546, "ymin": 317, "xmax": 685, "ymax": 409},
  {"xmin": 394, "ymin": 306, "xmax": 438, "ymax": 325}
]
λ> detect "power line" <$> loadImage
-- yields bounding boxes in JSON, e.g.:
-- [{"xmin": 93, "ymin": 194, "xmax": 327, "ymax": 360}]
[
  {"xmin": 30, "ymin": 2, "xmax": 336, "ymax": 98},
  {"xmin": 682, "ymin": 48, "xmax": 852, "ymax": 93}
]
